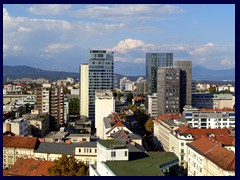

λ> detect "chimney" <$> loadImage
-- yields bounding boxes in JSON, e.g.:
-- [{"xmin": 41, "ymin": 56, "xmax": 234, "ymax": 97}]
[
  {"xmin": 65, "ymin": 140, "xmax": 71, "ymax": 144},
  {"xmin": 38, "ymin": 138, "xmax": 45, "ymax": 143},
  {"xmin": 6, "ymin": 122, "xmax": 11, "ymax": 132}
]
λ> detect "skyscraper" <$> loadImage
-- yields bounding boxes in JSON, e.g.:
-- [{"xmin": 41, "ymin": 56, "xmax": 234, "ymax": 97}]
[
  {"xmin": 174, "ymin": 61, "xmax": 192, "ymax": 112},
  {"xmin": 157, "ymin": 67, "xmax": 180, "ymax": 116},
  {"xmin": 88, "ymin": 50, "xmax": 114, "ymax": 120},
  {"xmin": 146, "ymin": 53, "xmax": 173, "ymax": 94},
  {"xmin": 80, "ymin": 64, "xmax": 89, "ymax": 118}
]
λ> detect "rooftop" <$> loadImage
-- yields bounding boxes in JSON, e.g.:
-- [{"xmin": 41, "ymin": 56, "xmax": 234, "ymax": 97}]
[
  {"xmin": 4, "ymin": 158, "xmax": 54, "ymax": 176},
  {"xmin": 3, "ymin": 135, "xmax": 39, "ymax": 149},
  {"xmin": 98, "ymin": 139, "xmax": 126, "ymax": 149},
  {"xmin": 104, "ymin": 152, "xmax": 178, "ymax": 176},
  {"xmin": 187, "ymin": 137, "xmax": 235, "ymax": 171},
  {"xmin": 35, "ymin": 141, "xmax": 96, "ymax": 154}
]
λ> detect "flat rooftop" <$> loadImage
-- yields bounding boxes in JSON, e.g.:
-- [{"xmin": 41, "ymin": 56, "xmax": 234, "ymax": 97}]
[
  {"xmin": 98, "ymin": 139, "xmax": 126, "ymax": 149},
  {"xmin": 104, "ymin": 152, "xmax": 178, "ymax": 176}
]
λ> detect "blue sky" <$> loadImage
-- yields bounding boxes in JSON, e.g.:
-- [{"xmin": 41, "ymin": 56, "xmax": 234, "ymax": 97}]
[{"xmin": 3, "ymin": 4, "xmax": 235, "ymax": 75}]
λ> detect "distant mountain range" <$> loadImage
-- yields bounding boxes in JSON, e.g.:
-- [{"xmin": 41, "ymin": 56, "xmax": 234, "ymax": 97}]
[{"xmin": 3, "ymin": 65, "xmax": 235, "ymax": 82}]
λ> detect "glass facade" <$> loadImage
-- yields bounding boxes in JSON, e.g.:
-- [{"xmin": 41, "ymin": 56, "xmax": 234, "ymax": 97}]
[
  {"xmin": 88, "ymin": 50, "xmax": 114, "ymax": 120},
  {"xmin": 146, "ymin": 53, "xmax": 173, "ymax": 94}
]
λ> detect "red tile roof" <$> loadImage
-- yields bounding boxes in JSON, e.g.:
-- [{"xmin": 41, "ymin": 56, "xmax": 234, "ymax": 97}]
[
  {"xmin": 133, "ymin": 96, "xmax": 144, "ymax": 101},
  {"xmin": 213, "ymin": 135, "xmax": 235, "ymax": 146},
  {"xmin": 5, "ymin": 158, "xmax": 54, "ymax": 176},
  {"xmin": 174, "ymin": 126, "xmax": 230, "ymax": 139},
  {"xmin": 187, "ymin": 137, "xmax": 235, "ymax": 171},
  {"xmin": 3, "ymin": 135, "xmax": 39, "ymax": 149},
  {"xmin": 199, "ymin": 108, "xmax": 235, "ymax": 112},
  {"xmin": 106, "ymin": 121, "xmax": 126, "ymax": 135},
  {"xmin": 155, "ymin": 114, "xmax": 181, "ymax": 123}
]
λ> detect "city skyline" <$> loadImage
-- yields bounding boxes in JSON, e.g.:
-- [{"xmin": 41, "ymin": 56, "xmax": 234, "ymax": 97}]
[{"xmin": 3, "ymin": 4, "xmax": 235, "ymax": 76}]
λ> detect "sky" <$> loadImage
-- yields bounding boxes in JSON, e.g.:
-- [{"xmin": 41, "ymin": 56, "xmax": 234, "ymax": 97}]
[{"xmin": 3, "ymin": 4, "xmax": 235, "ymax": 76}]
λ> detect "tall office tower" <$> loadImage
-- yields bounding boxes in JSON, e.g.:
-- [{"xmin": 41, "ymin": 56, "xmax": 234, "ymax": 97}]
[
  {"xmin": 157, "ymin": 67, "xmax": 180, "ymax": 116},
  {"xmin": 36, "ymin": 83, "xmax": 64, "ymax": 131},
  {"xmin": 174, "ymin": 61, "xmax": 192, "ymax": 112},
  {"xmin": 88, "ymin": 50, "xmax": 114, "ymax": 120},
  {"xmin": 146, "ymin": 53, "xmax": 173, "ymax": 94},
  {"xmin": 80, "ymin": 64, "xmax": 89, "ymax": 118},
  {"xmin": 95, "ymin": 90, "xmax": 115, "ymax": 138}
]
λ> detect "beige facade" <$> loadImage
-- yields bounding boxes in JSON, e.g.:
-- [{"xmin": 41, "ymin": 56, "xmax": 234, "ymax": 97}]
[{"xmin": 80, "ymin": 64, "xmax": 89, "ymax": 118}]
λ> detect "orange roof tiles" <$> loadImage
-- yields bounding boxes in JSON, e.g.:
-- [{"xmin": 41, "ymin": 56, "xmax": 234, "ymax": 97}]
[
  {"xmin": 5, "ymin": 158, "xmax": 54, "ymax": 176},
  {"xmin": 174, "ymin": 126, "xmax": 230, "ymax": 139},
  {"xmin": 156, "ymin": 114, "xmax": 181, "ymax": 122},
  {"xmin": 214, "ymin": 135, "xmax": 235, "ymax": 146},
  {"xmin": 199, "ymin": 108, "xmax": 235, "ymax": 112},
  {"xmin": 187, "ymin": 137, "xmax": 235, "ymax": 171},
  {"xmin": 133, "ymin": 96, "xmax": 144, "ymax": 101},
  {"xmin": 3, "ymin": 135, "xmax": 39, "ymax": 149}
]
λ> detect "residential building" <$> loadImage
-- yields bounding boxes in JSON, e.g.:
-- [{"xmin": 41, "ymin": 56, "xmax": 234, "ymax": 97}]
[
  {"xmin": 182, "ymin": 105, "xmax": 235, "ymax": 129},
  {"xmin": 80, "ymin": 63, "xmax": 89, "ymax": 118},
  {"xmin": 88, "ymin": 50, "xmax": 114, "ymax": 120},
  {"xmin": 147, "ymin": 93, "xmax": 158, "ymax": 118},
  {"xmin": 153, "ymin": 114, "xmax": 181, "ymax": 151},
  {"xmin": 3, "ymin": 118, "xmax": 31, "ymax": 136},
  {"xmin": 174, "ymin": 61, "xmax": 192, "ymax": 112},
  {"xmin": 146, "ymin": 53, "xmax": 173, "ymax": 94},
  {"xmin": 63, "ymin": 98, "xmax": 69, "ymax": 124},
  {"xmin": 135, "ymin": 77, "xmax": 147, "ymax": 95},
  {"xmin": 36, "ymin": 83, "xmax": 64, "ymax": 131},
  {"xmin": 15, "ymin": 96, "xmax": 35, "ymax": 106},
  {"xmin": 217, "ymin": 84, "xmax": 235, "ymax": 93},
  {"xmin": 157, "ymin": 67, "xmax": 180, "ymax": 116},
  {"xmin": 3, "ymin": 158, "xmax": 54, "ymax": 176},
  {"xmin": 169, "ymin": 126, "xmax": 231, "ymax": 167},
  {"xmin": 22, "ymin": 110, "xmax": 49, "ymax": 138},
  {"xmin": 34, "ymin": 140, "xmax": 97, "ymax": 165},
  {"xmin": 95, "ymin": 90, "xmax": 115, "ymax": 138},
  {"xmin": 187, "ymin": 137, "xmax": 235, "ymax": 176},
  {"xmin": 3, "ymin": 135, "xmax": 39, "ymax": 169}
]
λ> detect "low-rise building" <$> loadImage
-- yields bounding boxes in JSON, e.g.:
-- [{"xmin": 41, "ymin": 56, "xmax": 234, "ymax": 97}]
[
  {"xmin": 34, "ymin": 140, "xmax": 97, "ymax": 165},
  {"xmin": 3, "ymin": 158, "xmax": 54, "ymax": 176},
  {"xmin": 3, "ymin": 118, "xmax": 31, "ymax": 136},
  {"xmin": 3, "ymin": 135, "xmax": 39, "ymax": 169},
  {"xmin": 90, "ymin": 139, "xmax": 179, "ymax": 176},
  {"xmin": 147, "ymin": 93, "xmax": 158, "ymax": 118},
  {"xmin": 187, "ymin": 137, "xmax": 235, "ymax": 176}
]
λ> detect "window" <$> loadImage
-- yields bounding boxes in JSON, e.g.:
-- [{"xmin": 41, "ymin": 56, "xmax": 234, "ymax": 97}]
[
  {"xmin": 95, "ymin": 149, "xmax": 97, "ymax": 153},
  {"xmin": 125, "ymin": 151, "xmax": 127, "ymax": 157},
  {"xmin": 181, "ymin": 143, "xmax": 184, "ymax": 146},
  {"xmin": 111, "ymin": 151, "xmax": 116, "ymax": 157},
  {"xmin": 79, "ymin": 149, "xmax": 81, "ymax": 153}
]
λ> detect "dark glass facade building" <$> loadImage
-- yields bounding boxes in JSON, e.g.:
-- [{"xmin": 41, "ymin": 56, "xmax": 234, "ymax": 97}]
[{"xmin": 146, "ymin": 53, "xmax": 173, "ymax": 94}]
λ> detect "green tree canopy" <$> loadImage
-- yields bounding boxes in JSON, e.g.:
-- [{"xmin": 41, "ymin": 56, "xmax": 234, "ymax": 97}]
[
  {"xmin": 48, "ymin": 154, "xmax": 89, "ymax": 176},
  {"xmin": 145, "ymin": 117, "xmax": 154, "ymax": 133},
  {"xmin": 126, "ymin": 92, "xmax": 133, "ymax": 103},
  {"xmin": 69, "ymin": 98, "xmax": 80, "ymax": 115}
]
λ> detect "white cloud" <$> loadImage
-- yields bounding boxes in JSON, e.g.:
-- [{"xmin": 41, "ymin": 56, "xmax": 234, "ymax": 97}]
[
  {"xmin": 3, "ymin": 8, "xmax": 11, "ymax": 21},
  {"xmin": 73, "ymin": 4, "xmax": 184, "ymax": 22},
  {"xmin": 188, "ymin": 42, "xmax": 216, "ymax": 56},
  {"xmin": 114, "ymin": 56, "xmax": 128, "ymax": 62},
  {"xmin": 13, "ymin": 45, "xmax": 23, "ymax": 51},
  {"xmin": 134, "ymin": 58, "xmax": 145, "ymax": 63},
  {"xmin": 28, "ymin": 4, "xmax": 71, "ymax": 15},
  {"xmin": 18, "ymin": 26, "xmax": 32, "ymax": 32},
  {"xmin": 111, "ymin": 39, "xmax": 145, "ymax": 53},
  {"xmin": 220, "ymin": 59, "xmax": 235, "ymax": 66},
  {"xmin": 43, "ymin": 43, "xmax": 74, "ymax": 53}
]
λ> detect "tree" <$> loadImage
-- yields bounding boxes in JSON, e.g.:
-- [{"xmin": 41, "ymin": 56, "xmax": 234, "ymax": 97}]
[
  {"xmin": 63, "ymin": 87, "xmax": 71, "ymax": 95},
  {"xmin": 145, "ymin": 117, "xmax": 154, "ymax": 133},
  {"xmin": 69, "ymin": 98, "xmax": 80, "ymax": 115},
  {"xmin": 48, "ymin": 154, "xmax": 89, "ymax": 176},
  {"xmin": 25, "ymin": 103, "xmax": 34, "ymax": 113},
  {"xmin": 209, "ymin": 85, "xmax": 216, "ymax": 94},
  {"xmin": 126, "ymin": 92, "xmax": 133, "ymax": 103},
  {"xmin": 117, "ymin": 91, "xmax": 123, "ymax": 101}
]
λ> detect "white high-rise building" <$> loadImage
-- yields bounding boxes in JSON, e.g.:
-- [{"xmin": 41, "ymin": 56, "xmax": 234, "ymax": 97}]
[
  {"xmin": 95, "ymin": 90, "xmax": 115, "ymax": 138},
  {"xmin": 80, "ymin": 64, "xmax": 89, "ymax": 118}
]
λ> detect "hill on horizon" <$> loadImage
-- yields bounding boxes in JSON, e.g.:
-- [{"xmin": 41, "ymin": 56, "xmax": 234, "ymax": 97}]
[{"xmin": 3, "ymin": 65, "xmax": 235, "ymax": 82}]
